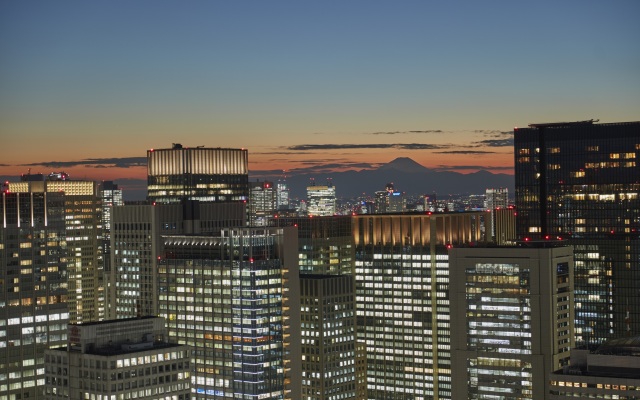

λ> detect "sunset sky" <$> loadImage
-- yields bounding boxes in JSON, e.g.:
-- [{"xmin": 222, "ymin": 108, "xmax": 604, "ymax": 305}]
[{"xmin": 2, "ymin": 1, "xmax": 639, "ymax": 195}]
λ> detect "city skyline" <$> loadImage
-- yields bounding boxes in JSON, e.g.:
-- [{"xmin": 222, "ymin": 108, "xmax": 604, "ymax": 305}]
[{"xmin": 2, "ymin": 1, "xmax": 639, "ymax": 191}]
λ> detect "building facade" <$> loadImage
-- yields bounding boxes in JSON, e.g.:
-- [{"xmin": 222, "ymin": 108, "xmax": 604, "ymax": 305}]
[
  {"xmin": 108, "ymin": 201, "xmax": 246, "ymax": 319},
  {"xmin": 549, "ymin": 337, "xmax": 640, "ymax": 398},
  {"xmin": 300, "ymin": 274, "xmax": 358, "ymax": 400},
  {"xmin": 450, "ymin": 244, "xmax": 574, "ymax": 399},
  {"xmin": 514, "ymin": 120, "xmax": 640, "ymax": 343},
  {"xmin": 1, "ymin": 190, "xmax": 69, "ymax": 400},
  {"xmin": 157, "ymin": 227, "xmax": 301, "ymax": 400},
  {"xmin": 248, "ymin": 180, "xmax": 276, "ymax": 226},
  {"xmin": 306, "ymin": 184, "xmax": 336, "ymax": 217},
  {"xmin": 10, "ymin": 178, "xmax": 103, "ymax": 324},
  {"xmin": 147, "ymin": 144, "xmax": 249, "ymax": 204},
  {"xmin": 44, "ymin": 317, "xmax": 190, "ymax": 400},
  {"xmin": 352, "ymin": 212, "xmax": 489, "ymax": 399}
]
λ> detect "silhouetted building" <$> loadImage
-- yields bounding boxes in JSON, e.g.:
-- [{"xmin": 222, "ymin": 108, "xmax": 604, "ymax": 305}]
[
  {"xmin": 1, "ymin": 190, "xmax": 68, "ymax": 400},
  {"xmin": 147, "ymin": 144, "xmax": 249, "ymax": 204},
  {"xmin": 450, "ymin": 243, "xmax": 574, "ymax": 399},
  {"xmin": 515, "ymin": 120, "xmax": 640, "ymax": 344}
]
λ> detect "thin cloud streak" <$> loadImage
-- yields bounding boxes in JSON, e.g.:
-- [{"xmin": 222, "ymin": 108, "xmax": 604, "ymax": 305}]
[
  {"xmin": 287, "ymin": 143, "xmax": 448, "ymax": 151},
  {"xmin": 21, "ymin": 157, "xmax": 147, "ymax": 169}
]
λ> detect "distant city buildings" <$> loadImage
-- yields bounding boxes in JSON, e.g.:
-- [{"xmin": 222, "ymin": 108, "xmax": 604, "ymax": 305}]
[
  {"xmin": 1, "ymin": 189, "xmax": 68, "ymax": 400},
  {"xmin": 248, "ymin": 180, "xmax": 276, "ymax": 226},
  {"xmin": 147, "ymin": 144, "xmax": 249, "ymax": 204},
  {"xmin": 44, "ymin": 317, "xmax": 191, "ymax": 400},
  {"xmin": 276, "ymin": 175, "xmax": 290, "ymax": 211},
  {"xmin": 374, "ymin": 183, "xmax": 406, "ymax": 214},
  {"xmin": 450, "ymin": 243, "xmax": 574, "ymax": 399},
  {"xmin": 515, "ymin": 120, "xmax": 640, "ymax": 344},
  {"xmin": 306, "ymin": 180, "xmax": 336, "ymax": 217}
]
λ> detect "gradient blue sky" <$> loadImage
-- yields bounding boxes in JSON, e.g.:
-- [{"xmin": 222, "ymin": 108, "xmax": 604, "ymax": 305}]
[{"xmin": 1, "ymin": 1, "xmax": 639, "ymax": 190}]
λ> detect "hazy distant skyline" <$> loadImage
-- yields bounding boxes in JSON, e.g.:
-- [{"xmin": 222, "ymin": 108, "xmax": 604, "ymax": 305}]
[{"xmin": 2, "ymin": 1, "xmax": 639, "ymax": 188}]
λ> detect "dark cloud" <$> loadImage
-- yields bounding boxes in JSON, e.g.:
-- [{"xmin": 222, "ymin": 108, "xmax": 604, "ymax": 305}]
[
  {"xmin": 367, "ymin": 130, "xmax": 443, "ymax": 135},
  {"xmin": 435, "ymin": 150, "xmax": 497, "ymax": 154},
  {"xmin": 287, "ymin": 143, "xmax": 447, "ymax": 151},
  {"xmin": 474, "ymin": 138, "xmax": 514, "ymax": 147},
  {"xmin": 22, "ymin": 157, "xmax": 147, "ymax": 168},
  {"xmin": 434, "ymin": 165, "xmax": 514, "ymax": 171}
]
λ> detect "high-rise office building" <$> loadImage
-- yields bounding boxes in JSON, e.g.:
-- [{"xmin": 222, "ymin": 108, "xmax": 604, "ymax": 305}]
[
  {"xmin": 300, "ymin": 274, "xmax": 358, "ymax": 400},
  {"xmin": 514, "ymin": 120, "xmax": 640, "ymax": 343},
  {"xmin": 100, "ymin": 181, "xmax": 123, "ymax": 323},
  {"xmin": 549, "ymin": 337, "xmax": 640, "ymax": 398},
  {"xmin": 10, "ymin": 177, "xmax": 103, "ymax": 324},
  {"xmin": 353, "ymin": 212, "xmax": 489, "ymax": 399},
  {"xmin": 374, "ymin": 183, "xmax": 406, "ymax": 214},
  {"xmin": 276, "ymin": 176, "xmax": 290, "ymax": 211},
  {"xmin": 147, "ymin": 144, "xmax": 249, "ymax": 204},
  {"xmin": 272, "ymin": 216, "xmax": 354, "ymax": 275},
  {"xmin": 306, "ymin": 182, "xmax": 336, "ymax": 217},
  {"xmin": 157, "ymin": 227, "xmax": 301, "ymax": 400},
  {"xmin": 1, "ymin": 190, "xmax": 68, "ymax": 400},
  {"xmin": 484, "ymin": 188, "xmax": 508, "ymax": 211},
  {"xmin": 108, "ymin": 201, "xmax": 246, "ymax": 319},
  {"xmin": 44, "ymin": 317, "xmax": 191, "ymax": 400},
  {"xmin": 449, "ymin": 243, "xmax": 574, "ymax": 399},
  {"xmin": 248, "ymin": 180, "xmax": 276, "ymax": 226}
]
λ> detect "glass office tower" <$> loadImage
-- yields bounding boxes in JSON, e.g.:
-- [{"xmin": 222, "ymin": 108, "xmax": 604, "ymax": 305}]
[
  {"xmin": 158, "ymin": 227, "xmax": 301, "ymax": 400},
  {"xmin": 514, "ymin": 120, "xmax": 640, "ymax": 344}
]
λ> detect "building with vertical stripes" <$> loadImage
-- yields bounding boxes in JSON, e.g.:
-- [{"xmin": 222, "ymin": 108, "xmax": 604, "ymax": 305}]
[
  {"xmin": 157, "ymin": 227, "xmax": 301, "ymax": 400},
  {"xmin": 352, "ymin": 212, "xmax": 489, "ymax": 399},
  {"xmin": 147, "ymin": 144, "xmax": 249, "ymax": 204},
  {"xmin": 1, "ymin": 189, "xmax": 68, "ymax": 399},
  {"xmin": 10, "ymin": 178, "xmax": 103, "ymax": 324}
]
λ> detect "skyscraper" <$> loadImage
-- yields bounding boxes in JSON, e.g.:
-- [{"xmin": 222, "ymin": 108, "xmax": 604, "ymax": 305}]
[
  {"xmin": 450, "ymin": 243, "xmax": 574, "ymax": 399},
  {"xmin": 306, "ymin": 181, "xmax": 336, "ymax": 217},
  {"xmin": 276, "ymin": 175, "xmax": 290, "ymax": 211},
  {"xmin": 147, "ymin": 144, "xmax": 249, "ymax": 204},
  {"xmin": 10, "ymin": 177, "xmax": 103, "ymax": 324},
  {"xmin": 1, "ymin": 190, "xmax": 68, "ymax": 400},
  {"xmin": 248, "ymin": 180, "xmax": 276, "ymax": 226},
  {"xmin": 300, "ymin": 274, "xmax": 357, "ymax": 400},
  {"xmin": 157, "ymin": 227, "xmax": 301, "ymax": 399},
  {"xmin": 353, "ymin": 212, "xmax": 489, "ymax": 399},
  {"xmin": 514, "ymin": 120, "xmax": 640, "ymax": 343},
  {"xmin": 108, "ymin": 201, "xmax": 246, "ymax": 319}
]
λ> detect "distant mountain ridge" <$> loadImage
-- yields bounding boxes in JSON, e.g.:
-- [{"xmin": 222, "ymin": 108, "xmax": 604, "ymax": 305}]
[{"xmin": 254, "ymin": 157, "xmax": 515, "ymax": 199}]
